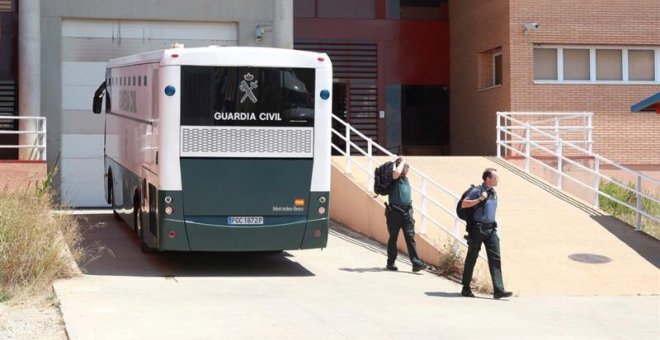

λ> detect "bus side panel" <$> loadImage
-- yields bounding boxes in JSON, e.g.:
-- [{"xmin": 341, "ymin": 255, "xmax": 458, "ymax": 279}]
[
  {"xmin": 310, "ymin": 63, "xmax": 332, "ymax": 193},
  {"xmin": 105, "ymin": 156, "xmax": 141, "ymax": 230},
  {"xmin": 158, "ymin": 65, "xmax": 183, "ymax": 191}
]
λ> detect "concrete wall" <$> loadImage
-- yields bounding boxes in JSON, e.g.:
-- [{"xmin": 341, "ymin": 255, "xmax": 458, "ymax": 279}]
[
  {"xmin": 449, "ymin": 0, "xmax": 511, "ymax": 156},
  {"xmin": 39, "ymin": 0, "xmax": 291, "ymax": 204}
]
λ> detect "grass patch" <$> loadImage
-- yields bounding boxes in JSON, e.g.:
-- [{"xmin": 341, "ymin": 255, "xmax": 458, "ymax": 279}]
[
  {"xmin": 431, "ymin": 241, "xmax": 493, "ymax": 293},
  {"xmin": 435, "ymin": 242, "xmax": 463, "ymax": 278},
  {"xmin": 0, "ymin": 185, "xmax": 83, "ymax": 301},
  {"xmin": 599, "ymin": 180, "xmax": 660, "ymax": 239},
  {"xmin": 0, "ymin": 291, "xmax": 10, "ymax": 303}
]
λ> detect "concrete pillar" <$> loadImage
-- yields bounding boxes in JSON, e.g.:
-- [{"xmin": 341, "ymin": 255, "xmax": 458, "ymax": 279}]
[
  {"xmin": 273, "ymin": 0, "xmax": 293, "ymax": 49},
  {"xmin": 18, "ymin": 0, "xmax": 41, "ymax": 160}
]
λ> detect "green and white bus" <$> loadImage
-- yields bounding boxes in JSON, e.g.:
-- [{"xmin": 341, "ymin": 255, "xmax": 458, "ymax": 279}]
[{"xmin": 92, "ymin": 46, "xmax": 332, "ymax": 252}]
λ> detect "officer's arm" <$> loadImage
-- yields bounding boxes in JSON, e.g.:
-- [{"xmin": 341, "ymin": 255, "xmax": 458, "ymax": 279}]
[
  {"xmin": 461, "ymin": 190, "xmax": 487, "ymax": 208},
  {"xmin": 392, "ymin": 159, "xmax": 405, "ymax": 180}
]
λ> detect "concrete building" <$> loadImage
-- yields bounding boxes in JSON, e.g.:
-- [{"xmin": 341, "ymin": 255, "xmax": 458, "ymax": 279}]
[
  {"xmin": 2, "ymin": 0, "xmax": 292, "ymax": 206},
  {"xmin": 1, "ymin": 0, "xmax": 658, "ymax": 206}
]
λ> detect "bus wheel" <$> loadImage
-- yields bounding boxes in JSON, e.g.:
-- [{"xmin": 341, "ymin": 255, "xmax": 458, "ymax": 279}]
[
  {"xmin": 135, "ymin": 204, "xmax": 156, "ymax": 254},
  {"xmin": 108, "ymin": 175, "xmax": 121, "ymax": 221}
]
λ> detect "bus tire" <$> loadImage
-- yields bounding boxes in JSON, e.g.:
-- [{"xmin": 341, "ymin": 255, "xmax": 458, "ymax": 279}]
[
  {"xmin": 135, "ymin": 202, "xmax": 156, "ymax": 254},
  {"xmin": 108, "ymin": 173, "xmax": 121, "ymax": 221}
]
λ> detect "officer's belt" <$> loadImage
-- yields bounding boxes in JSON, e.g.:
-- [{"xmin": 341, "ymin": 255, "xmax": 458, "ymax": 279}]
[
  {"xmin": 476, "ymin": 222, "xmax": 496, "ymax": 229},
  {"xmin": 388, "ymin": 203, "xmax": 411, "ymax": 213}
]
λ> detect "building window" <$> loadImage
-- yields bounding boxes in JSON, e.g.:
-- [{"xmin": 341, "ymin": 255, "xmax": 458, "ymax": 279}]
[
  {"xmin": 479, "ymin": 48, "xmax": 502, "ymax": 89},
  {"xmin": 0, "ymin": 0, "xmax": 15, "ymax": 12},
  {"xmin": 493, "ymin": 52, "xmax": 503, "ymax": 86},
  {"xmin": 629, "ymin": 49, "xmax": 655, "ymax": 81},
  {"xmin": 534, "ymin": 46, "xmax": 660, "ymax": 83},
  {"xmin": 563, "ymin": 49, "xmax": 590, "ymax": 81},
  {"xmin": 596, "ymin": 49, "xmax": 622, "ymax": 81},
  {"xmin": 534, "ymin": 48, "xmax": 557, "ymax": 80}
]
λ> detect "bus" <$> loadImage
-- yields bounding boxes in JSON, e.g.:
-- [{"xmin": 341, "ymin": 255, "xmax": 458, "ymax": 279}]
[{"xmin": 92, "ymin": 46, "xmax": 332, "ymax": 252}]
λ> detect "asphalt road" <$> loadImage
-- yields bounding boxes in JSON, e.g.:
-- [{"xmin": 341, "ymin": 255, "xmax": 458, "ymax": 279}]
[{"xmin": 54, "ymin": 212, "xmax": 660, "ymax": 339}]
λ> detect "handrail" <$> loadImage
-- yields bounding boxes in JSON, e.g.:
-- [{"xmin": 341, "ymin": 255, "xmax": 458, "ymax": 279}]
[
  {"xmin": 331, "ymin": 114, "xmax": 486, "ymax": 260},
  {"xmin": 0, "ymin": 116, "xmax": 47, "ymax": 161},
  {"xmin": 497, "ymin": 111, "xmax": 659, "ymax": 230},
  {"xmin": 497, "ymin": 111, "xmax": 593, "ymax": 153}
]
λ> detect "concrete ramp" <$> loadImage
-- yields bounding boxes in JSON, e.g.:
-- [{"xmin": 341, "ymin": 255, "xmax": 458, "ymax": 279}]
[{"xmin": 330, "ymin": 156, "xmax": 660, "ymax": 296}]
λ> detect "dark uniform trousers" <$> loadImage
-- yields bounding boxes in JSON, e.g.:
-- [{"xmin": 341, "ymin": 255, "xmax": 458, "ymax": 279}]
[
  {"xmin": 462, "ymin": 222, "xmax": 505, "ymax": 292},
  {"xmin": 385, "ymin": 204, "xmax": 422, "ymax": 267}
]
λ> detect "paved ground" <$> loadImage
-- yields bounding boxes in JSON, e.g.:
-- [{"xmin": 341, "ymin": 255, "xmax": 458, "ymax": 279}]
[
  {"xmin": 332, "ymin": 156, "xmax": 660, "ymax": 295},
  {"xmin": 54, "ymin": 213, "xmax": 660, "ymax": 340}
]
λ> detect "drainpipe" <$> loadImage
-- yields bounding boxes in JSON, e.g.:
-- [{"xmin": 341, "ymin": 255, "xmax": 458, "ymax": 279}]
[
  {"xmin": 273, "ymin": 0, "xmax": 293, "ymax": 49},
  {"xmin": 18, "ymin": 0, "xmax": 41, "ymax": 160}
]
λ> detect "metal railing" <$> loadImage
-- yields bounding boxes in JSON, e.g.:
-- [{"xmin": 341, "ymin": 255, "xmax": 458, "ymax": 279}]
[
  {"xmin": 497, "ymin": 112, "xmax": 593, "ymax": 157},
  {"xmin": 497, "ymin": 111, "xmax": 659, "ymax": 230},
  {"xmin": 331, "ymin": 114, "xmax": 482, "ymax": 258},
  {"xmin": 0, "ymin": 116, "xmax": 47, "ymax": 161}
]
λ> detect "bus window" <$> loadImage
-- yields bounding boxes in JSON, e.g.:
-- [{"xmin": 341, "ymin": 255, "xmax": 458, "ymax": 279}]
[{"xmin": 180, "ymin": 66, "xmax": 315, "ymax": 127}]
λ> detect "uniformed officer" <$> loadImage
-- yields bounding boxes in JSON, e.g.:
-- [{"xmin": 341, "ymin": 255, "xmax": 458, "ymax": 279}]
[
  {"xmin": 460, "ymin": 168, "xmax": 513, "ymax": 299},
  {"xmin": 385, "ymin": 157, "xmax": 427, "ymax": 272}
]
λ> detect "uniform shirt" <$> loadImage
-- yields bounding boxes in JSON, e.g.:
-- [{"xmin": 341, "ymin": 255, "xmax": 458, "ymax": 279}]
[
  {"xmin": 467, "ymin": 183, "xmax": 498, "ymax": 223},
  {"xmin": 389, "ymin": 177, "xmax": 412, "ymax": 207}
]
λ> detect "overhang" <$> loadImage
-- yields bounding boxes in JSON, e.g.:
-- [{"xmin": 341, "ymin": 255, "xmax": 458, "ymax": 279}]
[{"xmin": 631, "ymin": 92, "xmax": 660, "ymax": 113}]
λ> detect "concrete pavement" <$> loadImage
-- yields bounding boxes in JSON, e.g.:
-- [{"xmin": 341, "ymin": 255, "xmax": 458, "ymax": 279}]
[
  {"xmin": 54, "ymin": 214, "xmax": 660, "ymax": 339},
  {"xmin": 330, "ymin": 156, "xmax": 660, "ymax": 295}
]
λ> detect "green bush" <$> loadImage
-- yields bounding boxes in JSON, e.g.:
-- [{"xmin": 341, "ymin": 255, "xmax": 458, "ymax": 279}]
[{"xmin": 599, "ymin": 180, "xmax": 660, "ymax": 239}]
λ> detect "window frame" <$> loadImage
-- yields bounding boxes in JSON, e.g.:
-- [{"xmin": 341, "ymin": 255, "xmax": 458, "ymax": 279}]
[
  {"xmin": 492, "ymin": 51, "xmax": 503, "ymax": 86},
  {"xmin": 533, "ymin": 45, "xmax": 660, "ymax": 85}
]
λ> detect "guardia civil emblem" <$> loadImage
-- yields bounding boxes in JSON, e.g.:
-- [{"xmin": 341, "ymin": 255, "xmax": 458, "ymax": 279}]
[{"xmin": 239, "ymin": 73, "xmax": 258, "ymax": 104}]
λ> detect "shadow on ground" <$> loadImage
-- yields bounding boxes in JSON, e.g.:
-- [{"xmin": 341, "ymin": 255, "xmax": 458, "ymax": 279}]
[
  {"xmin": 590, "ymin": 215, "xmax": 660, "ymax": 269},
  {"xmin": 492, "ymin": 157, "xmax": 660, "ymax": 270},
  {"xmin": 74, "ymin": 213, "xmax": 314, "ymax": 278}
]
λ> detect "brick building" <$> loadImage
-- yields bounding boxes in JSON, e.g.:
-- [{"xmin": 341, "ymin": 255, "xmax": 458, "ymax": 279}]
[
  {"xmin": 1, "ymin": 0, "xmax": 658, "ymax": 205},
  {"xmin": 451, "ymin": 0, "xmax": 660, "ymax": 166}
]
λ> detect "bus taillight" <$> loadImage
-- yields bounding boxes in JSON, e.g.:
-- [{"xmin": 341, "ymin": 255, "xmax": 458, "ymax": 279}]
[
  {"xmin": 168, "ymin": 230, "xmax": 177, "ymax": 239},
  {"xmin": 313, "ymin": 229, "xmax": 321, "ymax": 238},
  {"xmin": 318, "ymin": 207, "xmax": 326, "ymax": 215},
  {"xmin": 165, "ymin": 206, "xmax": 173, "ymax": 215}
]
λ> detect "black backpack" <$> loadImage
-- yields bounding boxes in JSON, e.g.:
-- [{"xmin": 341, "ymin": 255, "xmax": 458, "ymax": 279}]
[
  {"xmin": 456, "ymin": 185, "xmax": 485, "ymax": 221},
  {"xmin": 373, "ymin": 161, "xmax": 395, "ymax": 196}
]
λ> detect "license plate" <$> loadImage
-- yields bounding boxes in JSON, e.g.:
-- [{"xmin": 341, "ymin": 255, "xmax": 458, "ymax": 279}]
[{"xmin": 228, "ymin": 216, "xmax": 264, "ymax": 225}]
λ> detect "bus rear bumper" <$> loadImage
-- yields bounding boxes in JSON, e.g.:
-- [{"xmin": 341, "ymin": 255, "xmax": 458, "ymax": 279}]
[{"xmin": 180, "ymin": 217, "xmax": 327, "ymax": 251}]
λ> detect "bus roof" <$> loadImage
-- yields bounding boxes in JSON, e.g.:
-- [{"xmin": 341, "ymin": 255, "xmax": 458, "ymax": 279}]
[{"xmin": 106, "ymin": 46, "xmax": 331, "ymax": 69}]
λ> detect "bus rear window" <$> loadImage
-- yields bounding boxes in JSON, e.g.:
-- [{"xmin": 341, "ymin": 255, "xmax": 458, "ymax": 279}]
[{"xmin": 181, "ymin": 66, "xmax": 315, "ymax": 127}]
